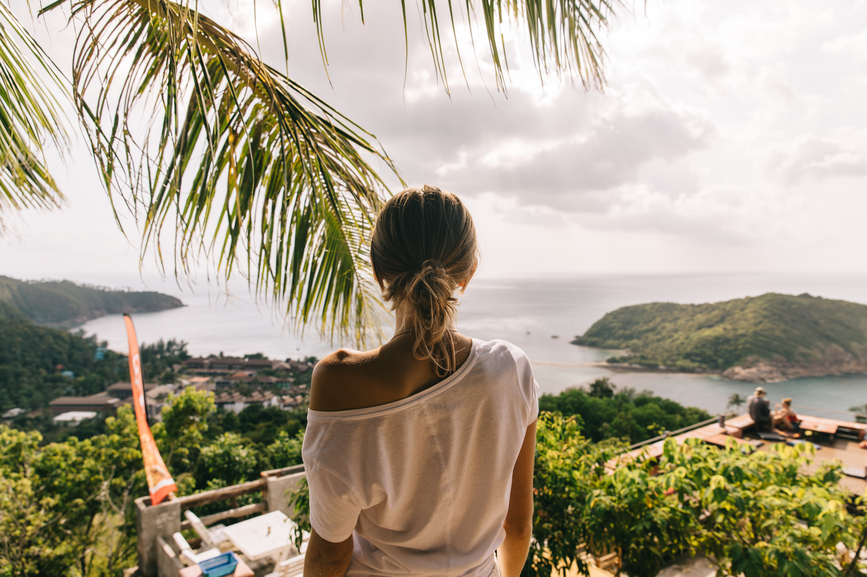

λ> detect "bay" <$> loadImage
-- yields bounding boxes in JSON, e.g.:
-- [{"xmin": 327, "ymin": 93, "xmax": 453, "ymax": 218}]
[{"xmin": 79, "ymin": 272, "xmax": 867, "ymax": 420}]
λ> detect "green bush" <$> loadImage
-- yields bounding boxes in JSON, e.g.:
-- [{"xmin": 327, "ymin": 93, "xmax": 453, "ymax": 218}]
[
  {"xmin": 546, "ymin": 421, "xmax": 866, "ymax": 576},
  {"xmin": 539, "ymin": 379, "xmax": 711, "ymax": 444}
]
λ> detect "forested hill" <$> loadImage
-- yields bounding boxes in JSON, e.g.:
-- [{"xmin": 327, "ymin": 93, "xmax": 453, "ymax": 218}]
[
  {"xmin": 573, "ymin": 293, "xmax": 867, "ymax": 383},
  {"xmin": 0, "ymin": 318, "xmax": 128, "ymax": 412},
  {"xmin": 0, "ymin": 276, "xmax": 183, "ymax": 325}
]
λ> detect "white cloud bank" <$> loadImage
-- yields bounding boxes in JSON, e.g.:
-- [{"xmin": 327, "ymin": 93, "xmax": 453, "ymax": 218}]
[{"xmin": 3, "ymin": 0, "xmax": 867, "ymax": 282}]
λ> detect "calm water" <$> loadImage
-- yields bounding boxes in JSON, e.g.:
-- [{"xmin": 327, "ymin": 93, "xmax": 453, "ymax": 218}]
[{"xmin": 79, "ymin": 273, "xmax": 867, "ymax": 419}]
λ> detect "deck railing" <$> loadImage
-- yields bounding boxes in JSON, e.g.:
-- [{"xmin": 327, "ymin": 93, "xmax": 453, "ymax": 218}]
[
  {"xmin": 625, "ymin": 416, "xmax": 719, "ymax": 451},
  {"xmin": 135, "ymin": 464, "xmax": 306, "ymax": 577}
]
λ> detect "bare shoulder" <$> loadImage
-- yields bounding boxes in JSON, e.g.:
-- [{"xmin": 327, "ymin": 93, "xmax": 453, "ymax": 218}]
[{"xmin": 309, "ymin": 348, "xmax": 378, "ymax": 411}]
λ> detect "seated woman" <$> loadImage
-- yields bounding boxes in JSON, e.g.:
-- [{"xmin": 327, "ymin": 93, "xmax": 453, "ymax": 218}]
[{"xmin": 773, "ymin": 398, "xmax": 800, "ymax": 437}]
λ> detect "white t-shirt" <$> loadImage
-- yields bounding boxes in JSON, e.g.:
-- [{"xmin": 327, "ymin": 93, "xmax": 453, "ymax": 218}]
[{"xmin": 302, "ymin": 338, "xmax": 540, "ymax": 577}]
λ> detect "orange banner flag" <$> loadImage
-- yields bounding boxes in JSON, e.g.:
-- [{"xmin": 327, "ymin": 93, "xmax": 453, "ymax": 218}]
[{"xmin": 124, "ymin": 314, "xmax": 177, "ymax": 505}]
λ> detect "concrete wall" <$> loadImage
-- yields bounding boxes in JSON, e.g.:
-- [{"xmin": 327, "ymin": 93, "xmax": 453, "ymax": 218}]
[
  {"xmin": 265, "ymin": 472, "xmax": 306, "ymax": 519},
  {"xmin": 135, "ymin": 497, "xmax": 181, "ymax": 577}
]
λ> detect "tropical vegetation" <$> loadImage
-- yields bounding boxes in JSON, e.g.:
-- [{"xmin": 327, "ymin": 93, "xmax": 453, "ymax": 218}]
[
  {"xmin": 0, "ymin": 276, "xmax": 182, "ymax": 326},
  {"xmin": 539, "ymin": 377, "xmax": 711, "ymax": 444},
  {"xmin": 574, "ymin": 293, "xmax": 867, "ymax": 372},
  {"xmin": 0, "ymin": 388, "xmax": 306, "ymax": 576},
  {"xmin": 526, "ymin": 412, "xmax": 866, "ymax": 577},
  {"xmin": 0, "ymin": 318, "xmax": 126, "ymax": 414},
  {"xmin": 4, "ymin": 385, "xmax": 865, "ymax": 576}
]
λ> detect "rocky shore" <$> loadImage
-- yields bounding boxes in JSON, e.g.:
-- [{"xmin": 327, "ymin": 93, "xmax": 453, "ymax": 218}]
[{"xmin": 721, "ymin": 345, "xmax": 867, "ymax": 384}]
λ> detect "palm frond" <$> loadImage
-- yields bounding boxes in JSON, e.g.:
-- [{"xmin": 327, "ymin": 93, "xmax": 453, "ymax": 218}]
[
  {"xmin": 310, "ymin": 0, "xmax": 622, "ymax": 92},
  {"xmin": 0, "ymin": 2, "xmax": 68, "ymax": 231},
  {"xmin": 47, "ymin": 0, "xmax": 396, "ymax": 345}
]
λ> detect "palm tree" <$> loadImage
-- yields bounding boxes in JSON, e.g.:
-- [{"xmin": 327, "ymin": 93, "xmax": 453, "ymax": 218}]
[
  {"xmin": 1, "ymin": 0, "xmax": 621, "ymax": 343},
  {"xmin": 728, "ymin": 393, "xmax": 746, "ymax": 411}
]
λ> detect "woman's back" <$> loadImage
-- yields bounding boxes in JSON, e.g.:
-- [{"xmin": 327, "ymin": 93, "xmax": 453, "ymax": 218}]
[
  {"xmin": 301, "ymin": 186, "xmax": 536, "ymax": 577},
  {"xmin": 302, "ymin": 339, "xmax": 539, "ymax": 577}
]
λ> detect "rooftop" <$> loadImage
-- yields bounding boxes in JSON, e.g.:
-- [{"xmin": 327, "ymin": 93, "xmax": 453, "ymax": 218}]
[
  {"xmin": 213, "ymin": 391, "xmax": 277, "ymax": 404},
  {"xmin": 49, "ymin": 395, "xmax": 120, "ymax": 406},
  {"xmin": 108, "ymin": 382, "xmax": 159, "ymax": 391},
  {"xmin": 54, "ymin": 411, "xmax": 98, "ymax": 422}
]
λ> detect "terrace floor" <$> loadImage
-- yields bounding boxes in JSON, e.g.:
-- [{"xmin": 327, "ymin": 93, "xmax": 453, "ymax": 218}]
[{"xmin": 751, "ymin": 434, "xmax": 867, "ymax": 494}]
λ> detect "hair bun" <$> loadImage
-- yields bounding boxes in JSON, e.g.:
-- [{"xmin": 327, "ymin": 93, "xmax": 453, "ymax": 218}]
[
  {"xmin": 370, "ymin": 186, "xmax": 478, "ymax": 377},
  {"xmin": 418, "ymin": 259, "xmax": 446, "ymax": 277}
]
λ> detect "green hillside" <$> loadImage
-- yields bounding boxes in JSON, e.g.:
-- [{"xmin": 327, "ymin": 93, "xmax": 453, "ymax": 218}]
[
  {"xmin": 0, "ymin": 276, "xmax": 183, "ymax": 325},
  {"xmin": 0, "ymin": 318, "xmax": 127, "ymax": 412},
  {"xmin": 573, "ymin": 293, "xmax": 867, "ymax": 372}
]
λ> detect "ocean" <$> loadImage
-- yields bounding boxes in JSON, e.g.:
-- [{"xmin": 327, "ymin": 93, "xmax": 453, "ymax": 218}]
[{"xmin": 79, "ymin": 273, "xmax": 867, "ymax": 420}]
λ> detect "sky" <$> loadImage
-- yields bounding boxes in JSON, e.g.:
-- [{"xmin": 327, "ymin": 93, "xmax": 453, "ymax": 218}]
[{"xmin": 3, "ymin": 0, "xmax": 867, "ymax": 291}]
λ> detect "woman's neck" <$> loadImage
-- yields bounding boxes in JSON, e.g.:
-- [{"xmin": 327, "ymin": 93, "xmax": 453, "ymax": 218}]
[{"xmin": 392, "ymin": 301, "xmax": 455, "ymax": 340}]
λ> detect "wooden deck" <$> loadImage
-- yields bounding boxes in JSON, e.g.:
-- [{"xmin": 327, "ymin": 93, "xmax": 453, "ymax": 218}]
[{"xmin": 609, "ymin": 413, "xmax": 867, "ymax": 494}]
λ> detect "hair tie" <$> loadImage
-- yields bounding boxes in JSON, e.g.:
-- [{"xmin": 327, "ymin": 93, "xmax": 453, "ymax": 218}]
[{"xmin": 418, "ymin": 259, "xmax": 444, "ymax": 275}]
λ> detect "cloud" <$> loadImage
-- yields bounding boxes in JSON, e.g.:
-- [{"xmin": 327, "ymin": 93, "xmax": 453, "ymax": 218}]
[
  {"xmin": 822, "ymin": 27, "xmax": 867, "ymax": 55},
  {"xmin": 429, "ymin": 88, "xmax": 713, "ymax": 211},
  {"xmin": 773, "ymin": 137, "xmax": 867, "ymax": 183},
  {"xmin": 572, "ymin": 183, "xmax": 809, "ymax": 245}
]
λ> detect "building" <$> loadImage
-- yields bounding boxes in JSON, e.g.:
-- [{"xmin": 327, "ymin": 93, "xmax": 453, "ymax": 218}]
[
  {"xmin": 107, "ymin": 381, "xmax": 159, "ymax": 400},
  {"xmin": 279, "ymin": 394, "xmax": 305, "ymax": 410},
  {"xmin": 53, "ymin": 411, "xmax": 98, "ymax": 425},
  {"xmin": 284, "ymin": 360, "xmax": 314, "ymax": 373},
  {"xmin": 183, "ymin": 376, "xmax": 215, "ymax": 392},
  {"xmin": 1, "ymin": 408, "xmax": 25, "ymax": 419},
  {"xmin": 144, "ymin": 385, "xmax": 176, "ymax": 422},
  {"xmin": 183, "ymin": 357, "xmax": 312, "ymax": 373},
  {"xmin": 213, "ymin": 390, "xmax": 279, "ymax": 414},
  {"xmin": 183, "ymin": 357, "xmax": 249, "ymax": 371},
  {"xmin": 49, "ymin": 393, "xmax": 121, "ymax": 416},
  {"xmin": 243, "ymin": 358, "xmax": 278, "ymax": 371},
  {"xmin": 214, "ymin": 373, "xmax": 287, "ymax": 389}
]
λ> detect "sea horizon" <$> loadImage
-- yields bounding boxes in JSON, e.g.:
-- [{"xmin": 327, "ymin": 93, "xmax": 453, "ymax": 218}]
[{"xmin": 73, "ymin": 271, "xmax": 867, "ymax": 421}]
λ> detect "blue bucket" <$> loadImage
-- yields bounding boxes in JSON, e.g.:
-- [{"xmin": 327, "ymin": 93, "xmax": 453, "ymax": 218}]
[{"xmin": 198, "ymin": 552, "xmax": 240, "ymax": 577}]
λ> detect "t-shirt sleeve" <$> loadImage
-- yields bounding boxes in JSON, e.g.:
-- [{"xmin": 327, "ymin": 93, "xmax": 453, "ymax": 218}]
[
  {"xmin": 509, "ymin": 343, "xmax": 540, "ymax": 426},
  {"xmin": 527, "ymin": 374, "xmax": 540, "ymax": 426},
  {"xmin": 305, "ymin": 464, "xmax": 362, "ymax": 543}
]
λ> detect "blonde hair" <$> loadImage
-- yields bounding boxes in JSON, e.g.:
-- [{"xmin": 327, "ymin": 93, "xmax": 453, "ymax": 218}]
[
  {"xmin": 782, "ymin": 398, "xmax": 792, "ymax": 407},
  {"xmin": 371, "ymin": 185, "xmax": 478, "ymax": 377}
]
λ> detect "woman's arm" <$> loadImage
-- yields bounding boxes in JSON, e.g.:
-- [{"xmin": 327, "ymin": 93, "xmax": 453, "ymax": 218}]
[
  {"xmin": 497, "ymin": 420, "xmax": 537, "ymax": 577},
  {"xmin": 304, "ymin": 529, "xmax": 353, "ymax": 577}
]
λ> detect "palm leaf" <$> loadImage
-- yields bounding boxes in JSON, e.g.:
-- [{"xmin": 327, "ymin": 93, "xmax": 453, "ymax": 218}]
[
  {"xmin": 44, "ymin": 0, "xmax": 396, "ymax": 345},
  {"xmin": 311, "ymin": 0, "xmax": 621, "ymax": 92},
  {"xmin": 0, "ymin": 2, "xmax": 68, "ymax": 231}
]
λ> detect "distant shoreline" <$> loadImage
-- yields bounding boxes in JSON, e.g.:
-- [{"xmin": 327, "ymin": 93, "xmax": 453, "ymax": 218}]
[
  {"xmin": 573, "ymin": 346, "xmax": 867, "ymax": 384},
  {"xmin": 0, "ymin": 275, "xmax": 185, "ymax": 328}
]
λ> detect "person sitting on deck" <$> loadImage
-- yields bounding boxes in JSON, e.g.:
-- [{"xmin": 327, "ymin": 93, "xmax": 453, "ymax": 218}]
[
  {"xmin": 773, "ymin": 397, "xmax": 801, "ymax": 437},
  {"xmin": 747, "ymin": 387, "xmax": 772, "ymax": 431}
]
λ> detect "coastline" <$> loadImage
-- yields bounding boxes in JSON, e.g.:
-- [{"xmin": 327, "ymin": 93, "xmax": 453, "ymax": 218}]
[{"xmin": 588, "ymin": 355, "xmax": 867, "ymax": 384}]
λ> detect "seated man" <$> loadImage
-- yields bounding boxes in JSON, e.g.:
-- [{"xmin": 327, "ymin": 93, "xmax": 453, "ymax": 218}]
[{"xmin": 747, "ymin": 387, "xmax": 772, "ymax": 432}]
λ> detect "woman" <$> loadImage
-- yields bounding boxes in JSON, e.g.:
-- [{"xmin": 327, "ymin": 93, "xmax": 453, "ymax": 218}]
[
  {"xmin": 302, "ymin": 186, "xmax": 538, "ymax": 577},
  {"xmin": 773, "ymin": 397, "xmax": 800, "ymax": 436}
]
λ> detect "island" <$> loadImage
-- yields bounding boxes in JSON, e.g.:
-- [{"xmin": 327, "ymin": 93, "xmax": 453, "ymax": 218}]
[
  {"xmin": 0, "ymin": 275, "xmax": 184, "ymax": 326},
  {"xmin": 572, "ymin": 293, "xmax": 867, "ymax": 383}
]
